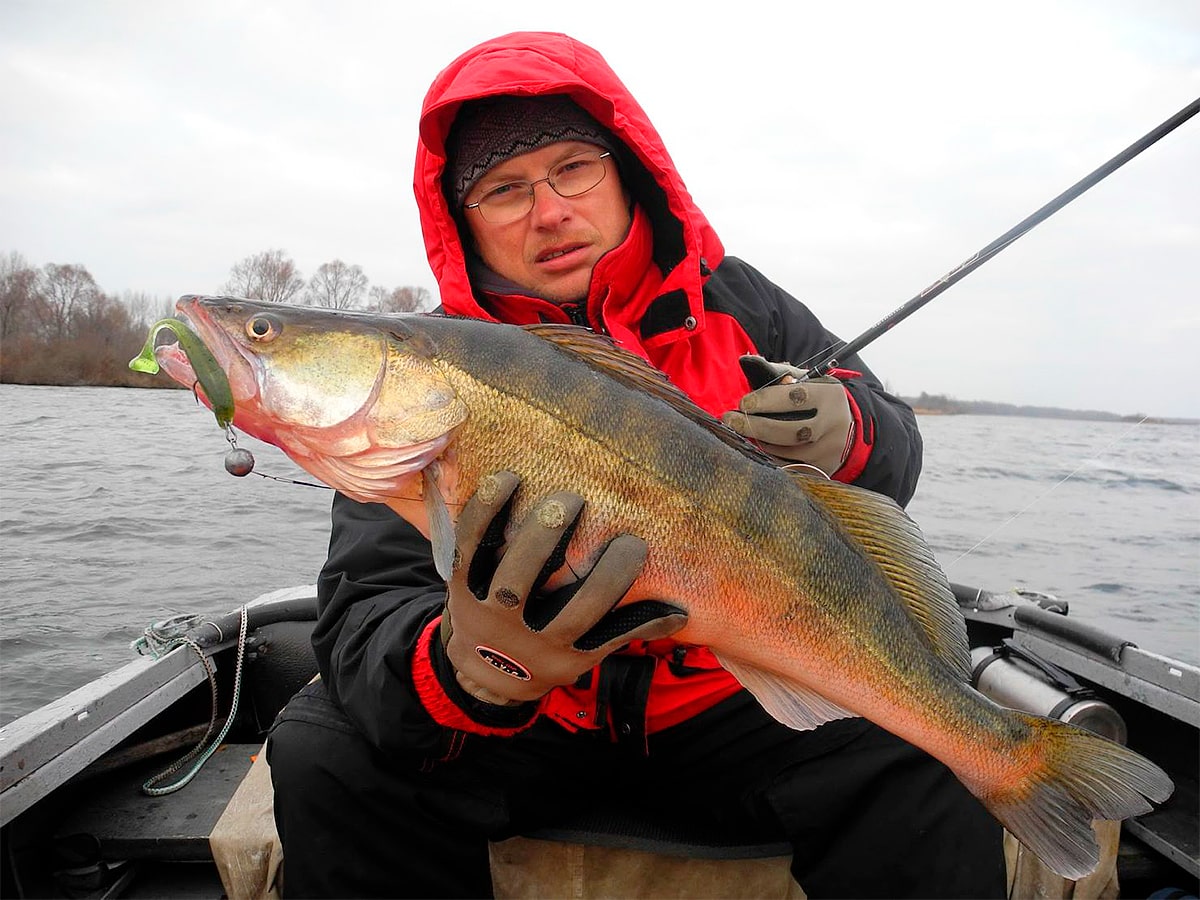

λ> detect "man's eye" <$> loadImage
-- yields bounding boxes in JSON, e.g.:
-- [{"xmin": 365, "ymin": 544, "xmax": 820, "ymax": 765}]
[
  {"xmin": 557, "ymin": 159, "xmax": 589, "ymax": 175},
  {"xmin": 486, "ymin": 182, "xmax": 525, "ymax": 199}
]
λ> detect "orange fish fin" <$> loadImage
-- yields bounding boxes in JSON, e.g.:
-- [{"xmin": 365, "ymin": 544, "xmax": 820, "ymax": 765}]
[
  {"xmin": 714, "ymin": 652, "xmax": 858, "ymax": 730},
  {"xmin": 788, "ymin": 472, "xmax": 972, "ymax": 680},
  {"xmin": 982, "ymin": 713, "xmax": 1172, "ymax": 880},
  {"xmin": 522, "ymin": 323, "xmax": 776, "ymax": 465}
]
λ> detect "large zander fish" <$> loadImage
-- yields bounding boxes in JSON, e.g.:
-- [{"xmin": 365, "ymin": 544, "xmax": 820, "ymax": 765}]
[{"xmin": 149, "ymin": 295, "xmax": 1171, "ymax": 880}]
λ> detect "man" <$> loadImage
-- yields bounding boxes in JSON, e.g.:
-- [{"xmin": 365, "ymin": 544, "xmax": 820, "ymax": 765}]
[{"xmin": 267, "ymin": 32, "xmax": 1005, "ymax": 898}]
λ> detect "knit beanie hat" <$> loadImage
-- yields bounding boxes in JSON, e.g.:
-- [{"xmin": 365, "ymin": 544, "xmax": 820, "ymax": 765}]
[{"xmin": 446, "ymin": 94, "xmax": 617, "ymax": 208}]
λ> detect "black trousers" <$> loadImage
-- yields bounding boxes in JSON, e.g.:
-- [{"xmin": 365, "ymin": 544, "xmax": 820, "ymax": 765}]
[{"xmin": 267, "ymin": 680, "xmax": 1005, "ymax": 899}]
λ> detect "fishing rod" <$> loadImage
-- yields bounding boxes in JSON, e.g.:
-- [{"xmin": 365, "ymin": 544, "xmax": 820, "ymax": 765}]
[{"xmin": 803, "ymin": 96, "xmax": 1200, "ymax": 378}]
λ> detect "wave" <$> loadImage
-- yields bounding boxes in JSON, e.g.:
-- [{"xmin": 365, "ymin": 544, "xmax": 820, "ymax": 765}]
[
  {"xmin": 1099, "ymin": 475, "xmax": 1190, "ymax": 492},
  {"xmin": 1081, "ymin": 582, "xmax": 1127, "ymax": 594},
  {"xmin": 6, "ymin": 384, "xmax": 1198, "ymax": 723},
  {"xmin": 965, "ymin": 467, "xmax": 1192, "ymax": 492}
]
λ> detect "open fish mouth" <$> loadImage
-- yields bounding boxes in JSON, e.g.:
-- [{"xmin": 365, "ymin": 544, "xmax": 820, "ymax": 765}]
[{"xmin": 153, "ymin": 339, "xmax": 196, "ymax": 386}]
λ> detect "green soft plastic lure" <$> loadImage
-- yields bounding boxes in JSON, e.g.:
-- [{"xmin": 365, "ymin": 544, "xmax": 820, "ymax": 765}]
[{"xmin": 129, "ymin": 319, "xmax": 235, "ymax": 429}]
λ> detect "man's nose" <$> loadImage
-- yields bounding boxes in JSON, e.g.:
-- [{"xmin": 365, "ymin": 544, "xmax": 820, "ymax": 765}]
[{"xmin": 528, "ymin": 179, "xmax": 572, "ymax": 224}]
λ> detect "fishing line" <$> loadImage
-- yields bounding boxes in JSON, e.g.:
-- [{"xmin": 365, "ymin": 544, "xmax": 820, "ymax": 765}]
[
  {"xmin": 246, "ymin": 471, "xmax": 332, "ymax": 489},
  {"xmin": 213, "ymin": 426, "xmax": 594, "ymax": 584},
  {"xmin": 948, "ymin": 415, "xmax": 1149, "ymax": 566},
  {"xmin": 220, "ymin": 426, "xmax": 331, "ymax": 489},
  {"xmin": 217, "ymin": 429, "xmax": 452, "ymax": 508}
]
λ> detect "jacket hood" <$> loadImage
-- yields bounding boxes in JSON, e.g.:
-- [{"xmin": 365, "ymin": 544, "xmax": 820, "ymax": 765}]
[{"xmin": 415, "ymin": 32, "xmax": 724, "ymax": 340}]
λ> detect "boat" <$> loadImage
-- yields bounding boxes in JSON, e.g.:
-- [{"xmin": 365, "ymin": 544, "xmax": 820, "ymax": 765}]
[{"xmin": 1, "ymin": 582, "xmax": 1196, "ymax": 898}]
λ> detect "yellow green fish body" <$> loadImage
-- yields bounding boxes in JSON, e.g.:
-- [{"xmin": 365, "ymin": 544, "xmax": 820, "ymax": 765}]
[{"xmin": 150, "ymin": 295, "xmax": 1171, "ymax": 880}]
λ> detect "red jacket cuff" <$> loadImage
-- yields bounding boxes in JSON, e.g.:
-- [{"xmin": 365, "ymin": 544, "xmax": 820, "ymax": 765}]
[
  {"xmin": 833, "ymin": 388, "xmax": 871, "ymax": 484},
  {"xmin": 412, "ymin": 617, "xmax": 539, "ymax": 737}
]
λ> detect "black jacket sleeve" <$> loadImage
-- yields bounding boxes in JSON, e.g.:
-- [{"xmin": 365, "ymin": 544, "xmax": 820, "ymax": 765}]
[
  {"xmin": 706, "ymin": 257, "xmax": 923, "ymax": 506},
  {"xmin": 313, "ymin": 493, "xmax": 535, "ymax": 755}
]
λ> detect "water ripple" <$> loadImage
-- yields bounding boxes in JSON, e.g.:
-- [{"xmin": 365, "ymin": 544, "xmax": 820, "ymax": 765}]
[{"xmin": 2, "ymin": 385, "xmax": 1197, "ymax": 725}]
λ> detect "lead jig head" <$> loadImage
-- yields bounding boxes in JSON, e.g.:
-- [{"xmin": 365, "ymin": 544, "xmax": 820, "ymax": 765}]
[
  {"xmin": 224, "ymin": 447, "xmax": 256, "ymax": 477},
  {"xmin": 223, "ymin": 426, "xmax": 255, "ymax": 477}
]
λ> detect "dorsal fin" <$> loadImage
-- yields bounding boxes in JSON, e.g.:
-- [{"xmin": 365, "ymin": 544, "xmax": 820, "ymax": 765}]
[
  {"xmin": 522, "ymin": 323, "xmax": 776, "ymax": 465},
  {"xmin": 789, "ymin": 472, "xmax": 972, "ymax": 678}
]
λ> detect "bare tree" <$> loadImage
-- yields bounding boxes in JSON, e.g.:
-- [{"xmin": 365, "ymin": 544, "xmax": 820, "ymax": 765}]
[
  {"xmin": 304, "ymin": 260, "xmax": 368, "ymax": 309},
  {"xmin": 37, "ymin": 263, "xmax": 101, "ymax": 340},
  {"xmin": 369, "ymin": 285, "xmax": 433, "ymax": 314},
  {"xmin": 0, "ymin": 252, "xmax": 38, "ymax": 342},
  {"xmin": 121, "ymin": 290, "xmax": 176, "ymax": 328},
  {"xmin": 222, "ymin": 249, "xmax": 305, "ymax": 303},
  {"xmin": 74, "ymin": 291, "xmax": 137, "ymax": 347}
]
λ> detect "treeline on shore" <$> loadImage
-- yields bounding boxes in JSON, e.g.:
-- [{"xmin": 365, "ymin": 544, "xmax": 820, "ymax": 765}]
[
  {"xmin": 4, "ymin": 251, "xmax": 1191, "ymax": 424},
  {"xmin": 0, "ymin": 250, "xmax": 432, "ymax": 387},
  {"xmin": 901, "ymin": 392, "xmax": 1190, "ymax": 426}
]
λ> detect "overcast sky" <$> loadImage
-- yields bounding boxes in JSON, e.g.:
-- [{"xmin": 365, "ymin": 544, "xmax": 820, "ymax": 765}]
[{"xmin": 3, "ymin": 0, "xmax": 1198, "ymax": 418}]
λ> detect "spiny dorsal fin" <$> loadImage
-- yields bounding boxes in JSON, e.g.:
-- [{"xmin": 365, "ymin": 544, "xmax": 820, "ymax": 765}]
[
  {"xmin": 522, "ymin": 323, "xmax": 776, "ymax": 466},
  {"xmin": 789, "ymin": 472, "xmax": 972, "ymax": 679}
]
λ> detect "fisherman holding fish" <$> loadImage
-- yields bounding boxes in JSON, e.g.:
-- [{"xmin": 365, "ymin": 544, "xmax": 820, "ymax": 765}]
[{"xmin": 267, "ymin": 32, "xmax": 1006, "ymax": 898}]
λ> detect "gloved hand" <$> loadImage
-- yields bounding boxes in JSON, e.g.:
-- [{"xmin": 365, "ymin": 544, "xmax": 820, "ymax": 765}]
[
  {"xmin": 441, "ymin": 471, "xmax": 688, "ymax": 706},
  {"xmin": 721, "ymin": 355, "xmax": 854, "ymax": 477}
]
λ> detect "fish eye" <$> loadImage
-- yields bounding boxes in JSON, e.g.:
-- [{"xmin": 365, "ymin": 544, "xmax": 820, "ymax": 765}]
[{"xmin": 246, "ymin": 314, "xmax": 281, "ymax": 342}]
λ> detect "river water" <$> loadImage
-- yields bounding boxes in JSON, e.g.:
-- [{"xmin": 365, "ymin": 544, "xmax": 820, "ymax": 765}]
[{"xmin": 1, "ymin": 383, "xmax": 1197, "ymax": 726}]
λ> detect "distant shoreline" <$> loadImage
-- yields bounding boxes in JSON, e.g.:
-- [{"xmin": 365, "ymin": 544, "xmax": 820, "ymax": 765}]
[
  {"xmin": 904, "ymin": 396, "xmax": 1197, "ymax": 426},
  {"xmin": 2, "ymin": 380, "xmax": 1195, "ymax": 426}
]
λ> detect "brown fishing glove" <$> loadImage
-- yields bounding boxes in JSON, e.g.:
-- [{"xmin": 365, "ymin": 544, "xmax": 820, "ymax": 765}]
[
  {"xmin": 440, "ymin": 471, "xmax": 688, "ymax": 706},
  {"xmin": 721, "ymin": 355, "xmax": 854, "ymax": 477}
]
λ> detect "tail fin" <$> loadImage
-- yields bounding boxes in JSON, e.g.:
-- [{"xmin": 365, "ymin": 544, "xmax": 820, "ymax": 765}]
[{"xmin": 984, "ymin": 714, "xmax": 1173, "ymax": 880}]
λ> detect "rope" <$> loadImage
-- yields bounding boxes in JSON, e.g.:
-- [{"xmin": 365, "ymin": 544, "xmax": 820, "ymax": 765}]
[{"xmin": 131, "ymin": 606, "xmax": 250, "ymax": 796}]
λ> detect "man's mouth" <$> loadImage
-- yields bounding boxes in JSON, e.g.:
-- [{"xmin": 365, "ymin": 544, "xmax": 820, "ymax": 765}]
[{"xmin": 536, "ymin": 243, "xmax": 586, "ymax": 263}]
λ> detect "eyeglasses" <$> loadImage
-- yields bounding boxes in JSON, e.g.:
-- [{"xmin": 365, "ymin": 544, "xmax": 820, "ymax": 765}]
[{"xmin": 464, "ymin": 151, "xmax": 612, "ymax": 224}]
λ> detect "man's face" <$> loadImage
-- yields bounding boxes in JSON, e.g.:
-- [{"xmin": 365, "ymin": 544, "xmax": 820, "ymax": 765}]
[{"xmin": 462, "ymin": 141, "xmax": 632, "ymax": 304}]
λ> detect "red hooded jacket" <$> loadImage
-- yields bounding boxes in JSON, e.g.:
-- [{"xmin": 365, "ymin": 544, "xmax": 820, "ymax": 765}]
[{"xmin": 312, "ymin": 33, "xmax": 922, "ymax": 752}]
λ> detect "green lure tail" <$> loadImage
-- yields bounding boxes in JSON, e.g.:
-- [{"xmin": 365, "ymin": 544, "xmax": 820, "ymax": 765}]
[{"xmin": 129, "ymin": 319, "xmax": 235, "ymax": 429}]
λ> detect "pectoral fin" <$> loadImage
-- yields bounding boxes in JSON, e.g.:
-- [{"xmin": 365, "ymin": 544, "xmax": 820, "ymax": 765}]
[{"xmin": 423, "ymin": 467, "xmax": 455, "ymax": 581}]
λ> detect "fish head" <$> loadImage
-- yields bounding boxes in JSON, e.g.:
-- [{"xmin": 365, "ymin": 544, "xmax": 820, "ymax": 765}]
[{"xmin": 156, "ymin": 295, "xmax": 468, "ymax": 503}]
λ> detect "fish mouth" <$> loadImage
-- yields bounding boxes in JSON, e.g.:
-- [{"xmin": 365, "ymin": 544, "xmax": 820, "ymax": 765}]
[
  {"xmin": 150, "ymin": 295, "xmax": 463, "ymax": 506},
  {"xmin": 154, "ymin": 297, "xmax": 259, "ymax": 412},
  {"xmin": 154, "ymin": 340, "xmax": 198, "ymax": 389}
]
